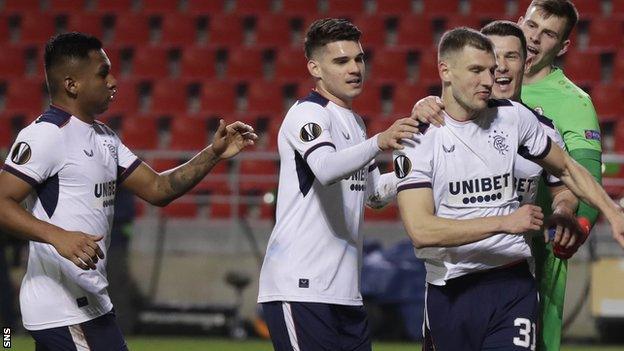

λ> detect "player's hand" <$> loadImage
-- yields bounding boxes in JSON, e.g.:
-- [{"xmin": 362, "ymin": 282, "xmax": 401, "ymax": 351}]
[
  {"xmin": 410, "ymin": 96, "xmax": 445, "ymax": 127},
  {"xmin": 377, "ymin": 117, "xmax": 421, "ymax": 151},
  {"xmin": 607, "ymin": 211, "xmax": 624, "ymax": 248},
  {"xmin": 545, "ymin": 215, "xmax": 590, "ymax": 259},
  {"xmin": 504, "ymin": 205, "xmax": 543, "ymax": 234},
  {"xmin": 50, "ymin": 231, "xmax": 105, "ymax": 270},
  {"xmin": 212, "ymin": 120, "xmax": 258, "ymax": 159}
]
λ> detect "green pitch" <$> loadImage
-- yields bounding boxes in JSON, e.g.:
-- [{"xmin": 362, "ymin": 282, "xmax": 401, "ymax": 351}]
[{"xmin": 9, "ymin": 336, "xmax": 623, "ymax": 350}]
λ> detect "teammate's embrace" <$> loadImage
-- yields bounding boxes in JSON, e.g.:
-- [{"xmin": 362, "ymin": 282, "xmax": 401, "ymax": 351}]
[
  {"xmin": 258, "ymin": 18, "xmax": 419, "ymax": 350},
  {"xmin": 0, "ymin": 32, "xmax": 256, "ymax": 350}
]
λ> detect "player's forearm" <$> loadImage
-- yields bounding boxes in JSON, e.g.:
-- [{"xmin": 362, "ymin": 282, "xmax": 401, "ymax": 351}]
[
  {"xmin": 155, "ymin": 145, "xmax": 220, "ymax": 206},
  {"xmin": 559, "ymin": 156, "xmax": 620, "ymax": 221},
  {"xmin": 402, "ymin": 214, "xmax": 506, "ymax": 248},
  {"xmin": 0, "ymin": 198, "xmax": 65, "ymax": 244},
  {"xmin": 366, "ymin": 171, "xmax": 397, "ymax": 209},
  {"xmin": 574, "ymin": 156, "xmax": 602, "ymax": 225},
  {"xmin": 306, "ymin": 136, "xmax": 380, "ymax": 186},
  {"xmin": 550, "ymin": 188, "xmax": 578, "ymax": 216}
]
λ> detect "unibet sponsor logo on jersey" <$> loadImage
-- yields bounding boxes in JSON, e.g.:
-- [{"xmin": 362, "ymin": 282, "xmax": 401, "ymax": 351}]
[
  {"xmin": 514, "ymin": 177, "xmax": 537, "ymax": 203},
  {"xmin": 344, "ymin": 168, "xmax": 367, "ymax": 192},
  {"xmin": 300, "ymin": 123, "xmax": 322, "ymax": 142},
  {"xmin": 94, "ymin": 180, "xmax": 116, "ymax": 208},
  {"xmin": 448, "ymin": 172, "xmax": 513, "ymax": 206}
]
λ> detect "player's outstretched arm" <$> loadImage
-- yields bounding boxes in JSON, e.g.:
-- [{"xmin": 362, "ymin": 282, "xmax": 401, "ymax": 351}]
[
  {"xmin": 545, "ymin": 186, "xmax": 579, "ymax": 248},
  {"xmin": 0, "ymin": 171, "xmax": 104, "ymax": 270},
  {"xmin": 397, "ymin": 187, "xmax": 543, "ymax": 248},
  {"xmin": 123, "ymin": 120, "xmax": 257, "ymax": 206},
  {"xmin": 536, "ymin": 144, "xmax": 624, "ymax": 247}
]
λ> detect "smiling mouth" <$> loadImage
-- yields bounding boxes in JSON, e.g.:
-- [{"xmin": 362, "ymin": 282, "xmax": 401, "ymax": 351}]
[
  {"xmin": 495, "ymin": 77, "xmax": 512, "ymax": 86},
  {"xmin": 527, "ymin": 46, "xmax": 539, "ymax": 56},
  {"xmin": 346, "ymin": 77, "xmax": 362, "ymax": 85}
]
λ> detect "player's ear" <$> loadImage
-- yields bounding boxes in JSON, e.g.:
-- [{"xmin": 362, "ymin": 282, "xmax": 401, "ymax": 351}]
[
  {"xmin": 517, "ymin": 16, "xmax": 524, "ymax": 25},
  {"xmin": 438, "ymin": 60, "xmax": 450, "ymax": 82},
  {"xmin": 63, "ymin": 76, "xmax": 78, "ymax": 97},
  {"xmin": 307, "ymin": 59, "xmax": 321, "ymax": 79},
  {"xmin": 556, "ymin": 39, "xmax": 570, "ymax": 58}
]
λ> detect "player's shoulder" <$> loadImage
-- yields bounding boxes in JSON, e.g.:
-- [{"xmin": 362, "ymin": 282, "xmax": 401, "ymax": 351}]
[
  {"xmin": 283, "ymin": 91, "xmax": 331, "ymax": 124},
  {"xmin": 517, "ymin": 101, "xmax": 556, "ymax": 129},
  {"xmin": 551, "ymin": 70, "xmax": 593, "ymax": 104},
  {"xmin": 20, "ymin": 108, "xmax": 70, "ymax": 139},
  {"xmin": 93, "ymin": 120, "xmax": 118, "ymax": 138}
]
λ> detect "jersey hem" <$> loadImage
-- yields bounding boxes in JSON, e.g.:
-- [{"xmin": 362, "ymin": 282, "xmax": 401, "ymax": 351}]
[
  {"xmin": 23, "ymin": 304, "xmax": 113, "ymax": 331},
  {"xmin": 258, "ymin": 295, "xmax": 363, "ymax": 306}
]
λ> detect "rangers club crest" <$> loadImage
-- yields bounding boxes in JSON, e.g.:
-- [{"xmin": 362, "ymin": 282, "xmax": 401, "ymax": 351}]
[
  {"xmin": 394, "ymin": 155, "xmax": 412, "ymax": 179},
  {"xmin": 300, "ymin": 123, "xmax": 322, "ymax": 142},
  {"xmin": 488, "ymin": 130, "xmax": 510, "ymax": 155}
]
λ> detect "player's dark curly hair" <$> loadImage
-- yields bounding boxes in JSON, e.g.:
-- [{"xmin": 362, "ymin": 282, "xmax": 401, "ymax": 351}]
[
  {"xmin": 304, "ymin": 18, "xmax": 361, "ymax": 59},
  {"xmin": 527, "ymin": 0, "xmax": 578, "ymax": 41},
  {"xmin": 438, "ymin": 27, "xmax": 494, "ymax": 60},
  {"xmin": 44, "ymin": 32, "xmax": 103, "ymax": 71},
  {"xmin": 481, "ymin": 20, "xmax": 528, "ymax": 59}
]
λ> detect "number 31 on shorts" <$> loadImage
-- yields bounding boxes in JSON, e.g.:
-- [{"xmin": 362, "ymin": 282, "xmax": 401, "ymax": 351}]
[{"xmin": 513, "ymin": 317, "xmax": 536, "ymax": 350}]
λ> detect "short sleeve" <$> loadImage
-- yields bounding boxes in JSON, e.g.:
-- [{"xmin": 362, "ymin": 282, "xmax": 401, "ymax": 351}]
[
  {"xmin": 2, "ymin": 124, "xmax": 65, "ymax": 187},
  {"xmin": 394, "ymin": 135, "xmax": 433, "ymax": 192},
  {"xmin": 516, "ymin": 103, "xmax": 551, "ymax": 161},
  {"xmin": 282, "ymin": 102, "xmax": 335, "ymax": 161},
  {"xmin": 116, "ymin": 139, "xmax": 141, "ymax": 184},
  {"xmin": 556, "ymin": 96, "xmax": 601, "ymax": 153}
]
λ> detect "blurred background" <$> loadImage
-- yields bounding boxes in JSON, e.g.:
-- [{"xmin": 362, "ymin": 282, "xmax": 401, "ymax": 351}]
[{"xmin": 0, "ymin": 0, "xmax": 623, "ymax": 349}]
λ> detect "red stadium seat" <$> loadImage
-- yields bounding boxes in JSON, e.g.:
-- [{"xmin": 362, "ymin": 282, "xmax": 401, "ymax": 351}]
[
  {"xmin": 120, "ymin": 116, "xmax": 158, "ymax": 150},
  {"xmin": 240, "ymin": 159, "xmax": 278, "ymax": 175},
  {"xmin": 325, "ymin": 0, "xmax": 365, "ymax": 17},
  {"xmin": 200, "ymin": 80, "xmax": 237, "ymax": 115},
  {"xmin": 591, "ymin": 84, "xmax": 623, "ymax": 121},
  {"xmin": 0, "ymin": 44, "xmax": 26, "ymax": 78},
  {"xmin": 353, "ymin": 15, "xmax": 388, "ymax": 47},
  {"xmin": 4, "ymin": 78, "xmax": 46, "ymax": 112},
  {"xmin": 150, "ymin": 79, "xmax": 190, "ymax": 115},
  {"xmin": 139, "ymin": 0, "xmax": 180, "ymax": 13},
  {"xmin": 279, "ymin": 0, "xmax": 319, "ymax": 15},
  {"xmin": 365, "ymin": 205, "xmax": 399, "ymax": 221},
  {"xmin": 233, "ymin": 0, "xmax": 272, "ymax": 15},
  {"xmin": 66, "ymin": 13, "xmax": 105, "ymax": 39},
  {"xmin": 442, "ymin": 14, "xmax": 481, "ymax": 31},
  {"xmin": 107, "ymin": 77, "xmax": 140, "ymax": 114},
  {"xmin": 562, "ymin": 50, "xmax": 601, "ymax": 85},
  {"xmin": 112, "ymin": 13, "xmax": 151, "ymax": 46},
  {"xmin": 614, "ymin": 0, "xmax": 624, "ymax": 16},
  {"xmin": 0, "ymin": 15, "xmax": 9, "ymax": 44},
  {"xmin": 469, "ymin": 0, "xmax": 508, "ymax": 17},
  {"xmin": 131, "ymin": 46, "xmax": 170, "ymax": 80},
  {"xmin": 160, "ymin": 14, "xmax": 198, "ymax": 46},
  {"xmin": 254, "ymin": 15, "xmax": 294, "ymax": 47},
  {"xmin": 374, "ymin": 0, "xmax": 415, "ymax": 15},
  {"xmin": 614, "ymin": 51, "xmax": 624, "ymax": 83},
  {"xmin": 353, "ymin": 81, "xmax": 383, "ymax": 115},
  {"xmin": 162, "ymin": 200, "xmax": 199, "ymax": 218},
  {"xmin": 169, "ymin": 115, "xmax": 208, "ymax": 150},
  {"xmin": 370, "ymin": 48, "xmax": 410, "ymax": 83},
  {"xmin": 274, "ymin": 48, "xmax": 308, "ymax": 80},
  {"xmin": 3, "ymin": 0, "xmax": 40, "ymax": 12},
  {"xmin": 180, "ymin": 47, "xmax": 216, "ymax": 80},
  {"xmin": 226, "ymin": 47, "xmax": 266, "ymax": 81},
  {"xmin": 207, "ymin": 14, "xmax": 244, "ymax": 46},
  {"xmin": 186, "ymin": 0, "xmax": 225, "ymax": 15},
  {"xmin": 421, "ymin": 0, "xmax": 460, "ymax": 17},
  {"xmin": 16, "ymin": 13, "xmax": 57, "ymax": 45},
  {"xmin": 417, "ymin": 49, "xmax": 440, "ymax": 85},
  {"xmin": 392, "ymin": 83, "xmax": 428, "ymax": 115},
  {"xmin": 587, "ymin": 18, "xmax": 624, "ymax": 51},
  {"xmin": 49, "ymin": 0, "xmax": 86, "ymax": 12},
  {"xmin": 396, "ymin": 15, "xmax": 434, "ymax": 48},
  {"xmin": 571, "ymin": 0, "xmax": 603, "ymax": 18},
  {"xmin": 91, "ymin": 0, "xmax": 134, "ymax": 12},
  {"xmin": 246, "ymin": 81, "xmax": 286, "ymax": 114}
]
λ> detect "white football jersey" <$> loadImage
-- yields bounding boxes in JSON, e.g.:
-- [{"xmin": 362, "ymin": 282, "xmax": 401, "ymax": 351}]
[
  {"xmin": 514, "ymin": 106, "xmax": 564, "ymax": 205},
  {"xmin": 395, "ymin": 99, "xmax": 551, "ymax": 285},
  {"xmin": 2, "ymin": 105, "xmax": 140, "ymax": 330},
  {"xmin": 258, "ymin": 91, "xmax": 376, "ymax": 306}
]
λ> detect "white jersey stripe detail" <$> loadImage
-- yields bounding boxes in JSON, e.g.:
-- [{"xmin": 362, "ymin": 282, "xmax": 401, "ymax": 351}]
[
  {"xmin": 282, "ymin": 302, "xmax": 300, "ymax": 351},
  {"xmin": 69, "ymin": 324, "xmax": 91, "ymax": 351}
]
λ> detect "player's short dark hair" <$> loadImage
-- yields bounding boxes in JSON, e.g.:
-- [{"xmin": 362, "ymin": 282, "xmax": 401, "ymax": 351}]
[
  {"xmin": 44, "ymin": 32, "xmax": 103, "ymax": 72},
  {"xmin": 481, "ymin": 20, "xmax": 528, "ymax": 59},
  {"xmin": 304, "ymin": 18, "xmax": 361, "ymax": 59},
  {"xmin": 528, "ymin": 0, "xmax": 578, "ymax": 41},
  {"xmin": 438, "ymin": 27, "xmax": 494, "ymax": 60}
]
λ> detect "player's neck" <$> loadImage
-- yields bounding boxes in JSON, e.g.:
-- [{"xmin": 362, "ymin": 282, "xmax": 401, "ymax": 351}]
[
  {"xmin": 523, "ymin": 64, "xmax": 554, "ymax": 85},
  {"xmin": 50, "ymin": 99, "xmax": 96, "ymax": 124},
  {"xmin": 441, "ymin": 91, "xmax": 478, "ymax": 122},
  {"xmin": 313, "ymin": 86, "xmax": 353, "ymax": 109}
]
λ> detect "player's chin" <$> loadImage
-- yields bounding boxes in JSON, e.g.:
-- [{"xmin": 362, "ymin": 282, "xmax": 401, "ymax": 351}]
[{"xmin": 492, "ymin": 86, "xmax": 514, "ymax": 100}]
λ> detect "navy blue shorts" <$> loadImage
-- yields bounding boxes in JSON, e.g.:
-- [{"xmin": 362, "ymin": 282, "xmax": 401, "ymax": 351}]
[
  {"xmin": 30, "ymin": 310, "xmax": 128, "ymax": 351},
  {"xmin": 261, "ymin": 301, "xmax": 371, "ymax": 351},
  {"xmin": 423, "ymin": 261, "xmax": 538, "ymax": 351}
]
